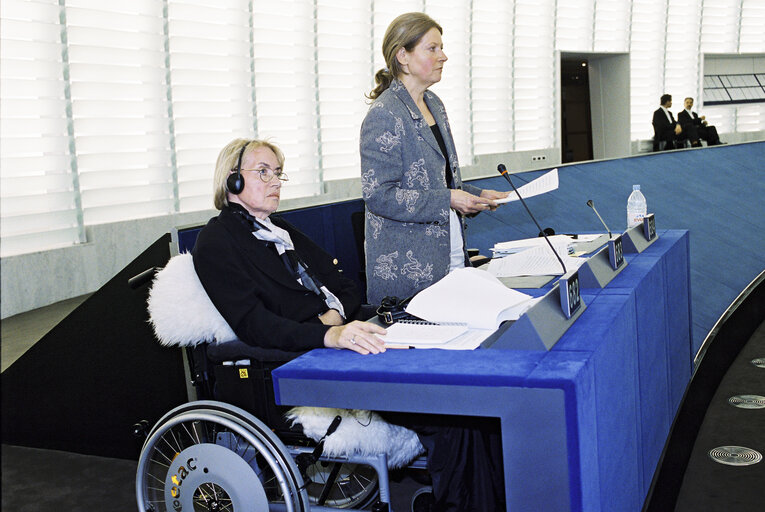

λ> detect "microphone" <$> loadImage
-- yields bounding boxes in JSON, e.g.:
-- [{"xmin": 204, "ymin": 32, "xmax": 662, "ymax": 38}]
[
  {"xmin": 586, "ymin": 199, "xmax": 612, "ymax": 239},
  {"xmin": 497, "ymin": 164, "xmax": 566, "ymax": 275}
]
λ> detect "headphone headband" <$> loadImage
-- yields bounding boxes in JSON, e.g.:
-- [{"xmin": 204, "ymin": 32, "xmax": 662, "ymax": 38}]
[{"xmin": 226, "ymin": 141, "xmax": 249, "ymax": 195}]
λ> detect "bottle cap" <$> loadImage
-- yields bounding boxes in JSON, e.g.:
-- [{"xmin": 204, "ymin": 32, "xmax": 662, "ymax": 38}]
[{"xmin": 633, "ymin": 185, "xmax": 640, "ymax": 190}]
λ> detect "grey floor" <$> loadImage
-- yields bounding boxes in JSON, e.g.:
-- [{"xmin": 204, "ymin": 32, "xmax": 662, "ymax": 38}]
[
  {"xmin": 1, "ymin": 444, "xmax": 137, "ymax": 511},
  {"xmin": 1, "ymin": 297, "xmax": 422, "ymax": 512}
]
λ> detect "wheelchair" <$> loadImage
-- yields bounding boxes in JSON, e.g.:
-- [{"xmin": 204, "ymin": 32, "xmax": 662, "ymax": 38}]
[{"xmin": 131, "ymin": 251, "xmax": 429, "ymax": 512}]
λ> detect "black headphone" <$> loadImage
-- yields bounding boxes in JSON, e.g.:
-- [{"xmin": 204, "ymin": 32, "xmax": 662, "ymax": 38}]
[{"xmin": 226, "ymin": 142, "xmax": 248, "ymax": 195}]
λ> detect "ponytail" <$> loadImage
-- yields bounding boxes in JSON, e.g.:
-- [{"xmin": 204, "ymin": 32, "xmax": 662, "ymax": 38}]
[{"xmin": 367, "ymin": 68, "xmax": 394, "ymax": 100}]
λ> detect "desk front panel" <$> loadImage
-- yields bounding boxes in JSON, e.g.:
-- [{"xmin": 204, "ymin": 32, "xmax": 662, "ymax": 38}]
[{"xmin": 274, "ymin": 230, "xmax": 692, "ymax": 512}]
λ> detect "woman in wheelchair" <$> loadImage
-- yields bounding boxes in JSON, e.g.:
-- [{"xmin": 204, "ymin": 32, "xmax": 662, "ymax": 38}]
[
  {"xmin": 182, "ymin": 138, "xmax": 505, "ymax": 511},
  {"xmin": 193, "ymin": 138, "xmax": 387, "ymax": 358}
]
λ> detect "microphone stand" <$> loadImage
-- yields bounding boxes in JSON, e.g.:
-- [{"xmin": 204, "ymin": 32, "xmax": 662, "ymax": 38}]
[
  {"xmin": 586, "ymin": 199, "xmax": 612, "ymax": 239},
  {"xmin": 497, "ymin": 164, "xmax": 567, "ymax": 275}
]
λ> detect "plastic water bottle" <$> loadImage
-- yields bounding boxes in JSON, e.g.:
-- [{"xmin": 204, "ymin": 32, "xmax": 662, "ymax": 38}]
[{"xmin": 627, "ymin": 185, "xmax": 647, "ymax": 228}]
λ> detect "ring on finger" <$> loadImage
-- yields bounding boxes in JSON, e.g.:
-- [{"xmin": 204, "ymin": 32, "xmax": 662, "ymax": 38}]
[{"xmin": 350, "ymin": 335, "xmax": 356, "ymax": 345}]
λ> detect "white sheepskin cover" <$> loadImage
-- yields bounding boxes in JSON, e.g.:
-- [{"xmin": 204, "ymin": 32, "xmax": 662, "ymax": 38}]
[
  {"xmin": 286, "ymin": 407, "xmax": 424, "ymax": 469},
  {"xmin": 147, "ymin": 253, "xmax": 237, "ymax": 346},
  {"xmin": 148, "ymin": 254, "xmax": 423, "ymax": 468}
]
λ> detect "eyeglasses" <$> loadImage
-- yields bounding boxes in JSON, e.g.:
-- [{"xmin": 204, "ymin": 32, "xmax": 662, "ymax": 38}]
[{"xmin": 238, "ymin": 167, "xmax": 289, "ymax": 183}]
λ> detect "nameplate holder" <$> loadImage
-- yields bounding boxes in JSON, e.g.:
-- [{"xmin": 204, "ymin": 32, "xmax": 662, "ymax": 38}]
[
  {"xmin": 622, "ymin": 217, "xmax": 659, "ymax": 253},
  {"xmin": 486, "ymin": 280, "xmax": 586, "ymax": 351},
  {"xmin": 578, "ymin": 237, "xmax": 627, "ymax": 288},
  {"xmin": 609, "ymin": 235, "xmax": 625, "ymax": 270},
  {"xmin": 559, "ymin": 269, "xmax": 581, "ymax": 319},
  {"xmin": 642, "ymin": 213, "xmax": 656, "ymax": 241}
]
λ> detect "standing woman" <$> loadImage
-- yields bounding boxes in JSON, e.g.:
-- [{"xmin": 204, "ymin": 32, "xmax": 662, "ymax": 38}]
[
  {"xmin": 361, "ymin": 12, "xmax": 509, "ymax": 305},
  {"xmin": 360, "ymin": 13, "xmax": 508, "ymax": 511}
]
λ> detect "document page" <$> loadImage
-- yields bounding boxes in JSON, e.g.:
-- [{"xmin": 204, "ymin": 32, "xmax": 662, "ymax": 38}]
[
  {"xmin": 494, "ymin": 168, "xmax": 558, "ymax": 204},
  {"xmin": 405, "ymin": 267, "xmax": 534, "ymax": 329}
]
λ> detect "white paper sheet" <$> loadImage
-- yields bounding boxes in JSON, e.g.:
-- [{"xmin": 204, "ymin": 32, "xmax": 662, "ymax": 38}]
[{"xmin": 495, "ymin": 168, "xmax": 558, "ymax": 204}]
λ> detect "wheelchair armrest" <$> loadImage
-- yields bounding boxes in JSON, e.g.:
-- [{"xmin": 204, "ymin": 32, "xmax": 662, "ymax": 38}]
[
  {"xmin": 128, "ymin": 267, "xmax": 161, "ymax": 289},
  {"xmin": 206, "ymin": 338, "xmax": 306, "ymax": 365}
]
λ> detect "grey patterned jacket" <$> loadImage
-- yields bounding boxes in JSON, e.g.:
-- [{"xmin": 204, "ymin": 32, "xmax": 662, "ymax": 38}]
[{"xmin": 360, "ymin": 79, "xmax": 482, "ymax": 305}]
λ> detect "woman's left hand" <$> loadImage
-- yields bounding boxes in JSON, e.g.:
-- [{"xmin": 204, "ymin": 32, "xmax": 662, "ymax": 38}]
[
  {"xmin": 480, "ymin": 189, "xmax": 511, "ymax": 211},
  {"xmin": 324, "ymin": 321, "xmax": 388, "ymax": 355}
]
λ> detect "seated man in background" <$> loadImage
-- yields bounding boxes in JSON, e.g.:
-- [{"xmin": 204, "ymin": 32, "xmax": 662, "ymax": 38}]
[
  {"xmin": 652, "ymin": 94, "xmax": 684, "ymax": 150},
  {"xmin": 678, "ymin": 97, "xmax": 722, "ymax": 146}
]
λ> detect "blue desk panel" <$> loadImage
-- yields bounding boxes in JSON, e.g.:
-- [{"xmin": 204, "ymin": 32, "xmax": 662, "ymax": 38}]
[{"xmin": 273, "ymin": 230, "xmax": 692, "ymax": 512}]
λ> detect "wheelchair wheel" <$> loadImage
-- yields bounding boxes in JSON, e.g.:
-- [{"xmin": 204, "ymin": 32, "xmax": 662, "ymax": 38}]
[
  {"xmin": 304, "ymin": 459, "xmax": 379, "ymax": 509},
  {"xmin": 136, "ymin": 400, "xmax": 309, "ymax": 512}
]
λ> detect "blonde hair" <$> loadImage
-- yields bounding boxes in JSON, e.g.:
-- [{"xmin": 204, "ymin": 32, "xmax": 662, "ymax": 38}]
[
  {"xmin": 213, "ymin": 138, "xmax": 285, "ymax": 210},
  {"xmin": 367, "ymin": 12, "xmax": 442, "ymax": 100}
]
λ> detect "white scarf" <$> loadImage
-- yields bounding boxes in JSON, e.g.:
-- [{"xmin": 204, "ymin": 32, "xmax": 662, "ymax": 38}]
[{"xmin": 252, "ymin": 216, "xmax": 346, "ymax": 319}]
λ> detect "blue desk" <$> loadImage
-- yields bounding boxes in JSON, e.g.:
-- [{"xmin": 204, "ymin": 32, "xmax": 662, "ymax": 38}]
[{"xmin": 273, "ymin": 229, "xmax": 693, "ymax": 511}]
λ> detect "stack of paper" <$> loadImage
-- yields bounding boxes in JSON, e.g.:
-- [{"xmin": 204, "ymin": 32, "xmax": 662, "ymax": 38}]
[
  {"xmin": 491, "ymin": 234, "xmax": 573, "ymax": 257},
  {"xmin": 487, "ymin": 244, "xmax": 586, "ymax": 278},
  {"xmin": 569, "ymin": 233, "xmax": 610, "ymax": 256}
]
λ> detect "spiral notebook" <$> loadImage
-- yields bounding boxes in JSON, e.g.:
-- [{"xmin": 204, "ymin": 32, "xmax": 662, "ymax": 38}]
[
  {"xmin": 381, "ymin": 320, "xmax": 468, "ymax": 347},
  {"xmin": 381, "ymin": 320, "xmax": 494, "ymax": 350}
]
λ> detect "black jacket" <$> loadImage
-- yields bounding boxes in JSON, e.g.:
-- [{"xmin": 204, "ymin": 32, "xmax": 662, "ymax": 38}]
[
  {"xmin": 677, "ymin": 109, "xmax": 701, "ymax": 128},
  {"xmin": 192, "ymin": 204, "xmax": 361, "ymax": 360},
  {"xmin": 652, "ymin": 107, "xmax": 678, "ymax": 143}
]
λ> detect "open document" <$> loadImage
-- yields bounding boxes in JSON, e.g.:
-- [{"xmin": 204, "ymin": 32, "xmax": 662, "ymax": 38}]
[
  {"xmin": 380, "ymin": 267, "xmax": 538, "ymax": 350},
  {"xmin": 494, "ymin": 168, "xmax": 558, "ymax": 204}
]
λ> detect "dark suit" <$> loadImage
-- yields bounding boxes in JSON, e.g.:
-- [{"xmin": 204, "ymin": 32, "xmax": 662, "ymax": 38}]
[
  {"xmin": 192, "ymin": 204, "xmax": 360, "ymax": 361},
  {"xmin": 678, "ymin": 109, "xmax": 720, "ymax": 146},
  {"xmin": 652, "ymin": 107, "xmax": 683, "ymax": 150}
]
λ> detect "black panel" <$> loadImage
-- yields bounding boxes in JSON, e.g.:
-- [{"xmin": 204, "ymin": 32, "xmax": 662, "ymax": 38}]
[{"xmin": 1, "ymin": 234, "xmax": 188, "ymax": 460}]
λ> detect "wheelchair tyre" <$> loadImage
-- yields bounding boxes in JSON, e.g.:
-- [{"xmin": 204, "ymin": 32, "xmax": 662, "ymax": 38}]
[
  {"xmin": 136, "ymin": 400, "xmax": 309, "ymax": 512},
  {"xmin": 304, "ymin": 459, "xmax": 379, "ymax": 509}
]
